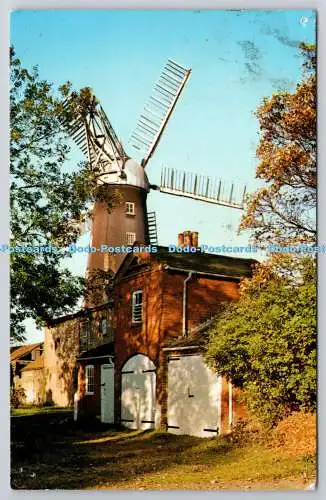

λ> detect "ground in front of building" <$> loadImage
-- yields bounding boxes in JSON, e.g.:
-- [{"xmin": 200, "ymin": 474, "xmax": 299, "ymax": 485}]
[{"xmin": 11, "ymin": 408, "xmax": 315, "ymax": 490}]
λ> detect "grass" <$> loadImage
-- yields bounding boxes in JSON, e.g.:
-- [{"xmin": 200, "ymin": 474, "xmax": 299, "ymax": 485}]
[
  {"xmin": 11, "ymin": 410, "xmax": 316, "ymax": 490},
  {"xmin": 11, "ymin": 406, "xmax": 71, "ymax": 417}
]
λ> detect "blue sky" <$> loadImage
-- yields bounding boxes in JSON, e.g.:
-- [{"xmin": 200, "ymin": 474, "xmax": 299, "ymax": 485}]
[{"xmin": 11, "ymin": 9, "xmax": 316, "ymax": 342}]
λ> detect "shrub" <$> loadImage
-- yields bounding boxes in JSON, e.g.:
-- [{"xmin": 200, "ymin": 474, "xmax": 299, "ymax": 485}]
[
  {"xmin": 206, "ymin": 259, "xmax": 316, "ymax": 426},
  {"xmin": 271, "ymin": 411, "xmax": 316, "ymax": 457}
]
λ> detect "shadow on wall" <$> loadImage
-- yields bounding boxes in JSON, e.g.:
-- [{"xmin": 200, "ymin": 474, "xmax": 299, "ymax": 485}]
[
  {"xmin": 167, "ymin": 353, "xmax": 221, "ymax": 438},
  {"xmin": 114, "ymin": 272, "xmax": 164, "ymax": 365},
  {"xmin": 160, "ymin": 273, "xmax": 239, "ymax": 339},
  {"xmin": 45, "ymin": 389, "xmax": 53, "ymax": 405},
  {"xmin": 187, "ymin": 277, "xmax": 239, "ymax": 332},
  {"xmin": 121, "ymin": 354, "xmax": 156, "ymax": 430},
  {"xmin": 45, "ymin": 320, "xmax": 79, "ymax": 407}
]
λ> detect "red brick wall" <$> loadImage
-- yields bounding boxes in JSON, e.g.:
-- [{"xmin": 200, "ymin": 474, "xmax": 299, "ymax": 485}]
[
  {"xmin": 160, "ymin": 272, "xmax": 240, "ymax": 337},
  {"xmin": 114, "ymin": 267, "xmax": 165, "ymax": 371},
  {"xmin": 187, "ymin": 276, "xmax": 239, "ymax": 331},
  {"xmin": 232, "ymin": 386, "xmax": 248, "ymax": 424},
  {"xmin": 77, "ymin": 362, "xmax": 101, "ymax": 418},
  {"xmin": 87, "ymin": 185, "xmax": 149, "ymax": 278},
  {"xmin": 57, "ymin": 262, "xmax": 246, "ymax": 426},
  {"xmin": 113, "ymin": 267, "xmax": 163, "ymax": 421}
]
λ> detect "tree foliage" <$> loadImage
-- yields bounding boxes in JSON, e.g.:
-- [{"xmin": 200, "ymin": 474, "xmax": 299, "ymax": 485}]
[
  {"xmin": 206, "ymin": 256, "xmax": 316, "ymax": 425},
  {"xmin": 240, "ymin": 43, "xmax": 316, "ymax": 246},
  {"xmin": 207, "ymin": 43, "xmax": 317, "ymax": 426},
  {"xmin": 10, "ymin": 48, "xmax": 118, "ymax": 342}
]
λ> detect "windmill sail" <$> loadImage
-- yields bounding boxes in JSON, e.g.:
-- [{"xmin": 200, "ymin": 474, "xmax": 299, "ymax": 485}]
[
  {"xmin": 160, "ymin": 167, "xmax": 246, "ymax": 209},
  {"xmin": 59, "ymin": 94, "xmax": 129, "ymax": 238},
  {"xmin": 61, "ymin": 95, "xmax": 127, "ymax": 176},
  {"xmin": 129, "ymin": 59, "xmax": 191, "ymax": 167}
]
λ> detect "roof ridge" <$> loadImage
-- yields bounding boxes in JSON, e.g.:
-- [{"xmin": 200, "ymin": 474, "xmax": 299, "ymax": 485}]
[
  {"xmin": 10, "ymin": 343, "xmax": 43, "ymax": 361},
  {"xmin": 156, "ymin": 245, "xmax": 258, "ymax": 263}
]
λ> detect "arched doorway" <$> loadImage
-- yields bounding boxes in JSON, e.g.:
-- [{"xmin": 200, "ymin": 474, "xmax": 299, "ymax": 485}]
[{"xmin": 120, "ymin": 354, "xmax": 156, "ymax": 430}]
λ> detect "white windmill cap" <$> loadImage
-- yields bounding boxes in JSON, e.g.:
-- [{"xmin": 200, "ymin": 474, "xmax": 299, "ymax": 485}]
[{"xmin": 121, "ymin": 158, "xmax": 150, "ymax": 191}]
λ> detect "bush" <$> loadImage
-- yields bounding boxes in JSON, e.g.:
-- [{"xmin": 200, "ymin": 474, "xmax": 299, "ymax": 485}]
[
  {"xmin": 206, "ymin": 259, "xmax": 316, "ymax": 426},
  {"xmin": 229, "ymin": 416, "xmax": 266, "ymax": 447},
  {"xmin": 270, "ymin": 411, "xmax": 316, "ymax": 457}
]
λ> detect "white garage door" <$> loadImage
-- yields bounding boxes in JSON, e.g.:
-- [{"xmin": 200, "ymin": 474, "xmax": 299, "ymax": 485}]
[
  {"xmin": 168, "ymin": 354, "xmax": 221, "ymax": 437},
  {"xmin": 121, "ymin": 354, "xmax": 156, "ymax": 430},
  {"xmin": 101, "ymin": 362, "xmax": 115, "ymax": 424}
]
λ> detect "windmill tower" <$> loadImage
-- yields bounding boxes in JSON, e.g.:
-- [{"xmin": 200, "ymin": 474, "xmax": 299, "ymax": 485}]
[{"xmin": 62, "ymin": 59, "xmax": 245, "ymax": 280}]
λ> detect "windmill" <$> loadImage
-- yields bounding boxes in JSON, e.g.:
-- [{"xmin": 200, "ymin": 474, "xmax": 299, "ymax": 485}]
[{"xmin": 61, "ymin": 59, "xmax": 245, "ymax": 277}]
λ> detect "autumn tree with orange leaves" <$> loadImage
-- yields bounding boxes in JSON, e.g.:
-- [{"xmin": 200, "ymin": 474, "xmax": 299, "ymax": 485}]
[{"xmin": 240, "ymin": 43, "xmax": 316, "ymax": 246}]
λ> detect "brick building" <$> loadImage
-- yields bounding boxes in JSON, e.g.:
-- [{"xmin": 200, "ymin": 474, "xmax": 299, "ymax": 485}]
[
  {"xmin": 46, "ymin": 237, "xmax": 255, "ymax": 436},
  {"xmin": 10, "ymin": 343, "xmax": 45, "ymax": 405}
]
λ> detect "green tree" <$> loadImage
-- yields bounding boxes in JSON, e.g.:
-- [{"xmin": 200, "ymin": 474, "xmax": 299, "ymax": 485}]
[
  {"xmin": 10, "ymin": 48, "xmax": 117, "ymax": 342},
  {"xmin": 206, "ymin": 257, "xmax": 316, "ymax": 425}
]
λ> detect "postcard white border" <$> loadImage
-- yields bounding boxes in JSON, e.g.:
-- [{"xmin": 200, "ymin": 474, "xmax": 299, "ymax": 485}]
[{"xmin": 1, "ymin": 1, "xmax": 324, "ymax": 499}]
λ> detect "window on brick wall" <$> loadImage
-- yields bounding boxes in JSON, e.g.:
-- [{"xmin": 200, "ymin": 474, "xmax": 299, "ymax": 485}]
[
  {"xmin": 126, "ymin": 202, "xmax": 135, "ymax": 215},
  {"xmin": 86, "ymin": 365, "xmax": 95, "ymax": 394},
  {"xmin": 126, "ymin": 232, "xmax": 136, "ymax": 245},
  {"xmin": 132, "ymin": 290, "xmax": 143, "ymax": 323}
]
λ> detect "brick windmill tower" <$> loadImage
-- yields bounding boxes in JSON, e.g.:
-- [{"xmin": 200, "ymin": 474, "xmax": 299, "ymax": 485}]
[{"xmin": 63, "ymin": 59, "xmax": 245, "ymax": 278}]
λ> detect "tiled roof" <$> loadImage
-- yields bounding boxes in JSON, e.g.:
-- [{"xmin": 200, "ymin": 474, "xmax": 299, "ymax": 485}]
[
  {"xmin": 10, "ymin": 343, "xmax": 43, "ymax": 362},
  {"xmin": 47, "ymin": 247, "xmax": 255, "ymax": 327},
  {"xmin": 78, "ymin": 342, "xmax": 114, "ymax": 360},
  {"xmin": 155, "ymin": 246, "xmax": 256, "ymax": 278},
  {"xmin": 21, "ymin": 356, "xmax": 44, "ymax": 371},
  {"xmin": 164, "ymin": 317, "xmax": 217, "ymax": 350}
]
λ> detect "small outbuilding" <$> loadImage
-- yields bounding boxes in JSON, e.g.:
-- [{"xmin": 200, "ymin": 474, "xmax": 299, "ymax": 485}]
[{"xmin": 10, "ymin": 343, "xmax": 45, "ymax": 405}]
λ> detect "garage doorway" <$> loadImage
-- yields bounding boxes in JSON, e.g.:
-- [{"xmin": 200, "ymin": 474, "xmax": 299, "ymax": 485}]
[
  {"xmin": 167, "ymin": 354, "xmax": 221, "ymax": 437},
  {"xmin": 121, "ymin": 354, "xmax": 156, "ymax": 430}
]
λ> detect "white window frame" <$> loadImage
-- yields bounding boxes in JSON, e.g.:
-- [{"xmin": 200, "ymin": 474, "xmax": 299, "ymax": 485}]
[
  {"xmin": 85, "ymin": 365, "xmax": 95, "ymax": 395},
  {"xmin": 132, "ymin": 290, "xmax": 143, "ymax": 323},
  {"xmin": 126, "ymin": 202, "xmax": 135, "ymax": 216},
  {"xmin": 126, "ymin": 232, "xmax": 136, "ymax": 245}
]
